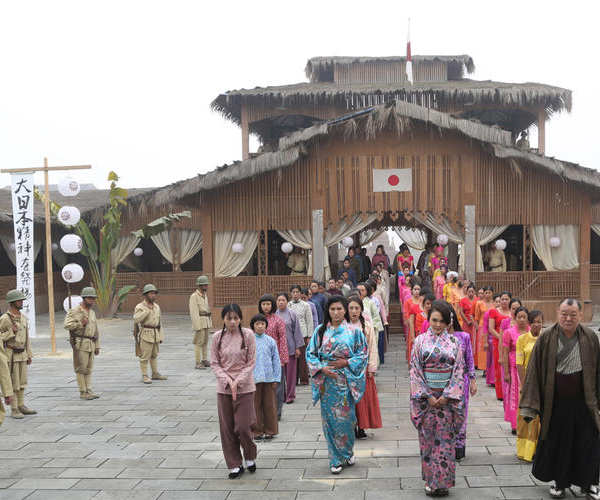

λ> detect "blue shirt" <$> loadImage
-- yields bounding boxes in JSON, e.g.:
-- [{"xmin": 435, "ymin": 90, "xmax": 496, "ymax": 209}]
[
  {"xmin": 310, "ymin": 293, "xmax": 327, "ymax": 324},
  {"xmin": 338, "ymin": 267, "xmax": 357, "ymax": 286},
  {"xmin": 253, "ymin": 333, "xmax": 281, "ymax": 384}
]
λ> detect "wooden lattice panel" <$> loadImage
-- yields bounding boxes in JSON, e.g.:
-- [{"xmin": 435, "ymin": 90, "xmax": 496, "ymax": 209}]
[
  {"xmin": 591, "ymin": 265, "xmax": 600, "ymax": 288},
  {"xmin": 213, "ymin": 276, "xmax": 313, "ymax": 307},
  {"xmin": 475, "ymin": 271, "xmax": 580, "ymax": 300}
]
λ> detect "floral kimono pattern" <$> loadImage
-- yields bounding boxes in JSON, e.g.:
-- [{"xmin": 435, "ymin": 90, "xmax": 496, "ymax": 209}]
[
  {"xmin": 410, "ymin": 329, "xmax": 466, "ymax": 490},
  {"xmin": 306, "ymin": 321, "xmax": 368, "ymax": 467}
]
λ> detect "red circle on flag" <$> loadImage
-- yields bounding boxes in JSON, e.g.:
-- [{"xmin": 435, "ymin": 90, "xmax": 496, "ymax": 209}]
[{"xmin": 388, "ymin": 174, "xmax": 400, "ymax": 186}]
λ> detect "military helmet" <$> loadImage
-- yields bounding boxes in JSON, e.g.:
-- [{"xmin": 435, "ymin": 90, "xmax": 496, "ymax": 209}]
[
  {"xmin": 81, "ymin": 287, "xmax": 98, "ymax": 298},
  {"xmin": 196, "ymin": 276, "xmax": 210, "ymax": 286},
  {"xmin": 143, "ymin": 284, "xmax": 158, "ymax": 295},
  {"xmin": 5, "ymin": 289, "xmax": 26, "ymax": 303}
]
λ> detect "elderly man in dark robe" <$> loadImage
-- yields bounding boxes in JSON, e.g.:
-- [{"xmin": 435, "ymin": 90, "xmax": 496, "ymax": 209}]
[{"xmin": 520, "ymin": 298, "xmax": 600, "ymax": 500}]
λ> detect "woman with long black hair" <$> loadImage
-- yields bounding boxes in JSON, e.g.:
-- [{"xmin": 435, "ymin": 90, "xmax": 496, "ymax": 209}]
[
  {"xmin": 211, "ymin": 304, "xmax": 257, "ymax": 479},
  {"xmin": 306, "ymin": 296, "xmax": 368, "ymax": 474}
]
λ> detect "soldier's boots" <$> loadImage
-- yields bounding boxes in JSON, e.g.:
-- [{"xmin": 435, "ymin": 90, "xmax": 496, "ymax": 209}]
[
  {"xmin": 151, "ymin": 373, "xmax": 167, "ymax": 380},
  {"xmin": 86, "ymin": 390, "xmax": 100, "ymax": 399},
  {"xmin": 201, "ymin": 360, "xmax": 210, "ymax": 368},
  {"xmin": 80, "ymin": 391, "xmax": 95, "ymax": 400},
  {"xmin": 18, "ymin": 405, "xmax": 37, "ymax": 415},
  {"xmin": 142, "ymin": 375, "xmax": 152, "ymax": 384},
  {"xmin": 10, "ymin": 408, "xmax": 24, "ymax": 419}
]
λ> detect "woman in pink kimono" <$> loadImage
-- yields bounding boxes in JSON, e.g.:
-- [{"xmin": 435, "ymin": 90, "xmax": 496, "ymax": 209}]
[{"xmin": 410, "ymin": 300, "xmax": 465, "ymax": 497}]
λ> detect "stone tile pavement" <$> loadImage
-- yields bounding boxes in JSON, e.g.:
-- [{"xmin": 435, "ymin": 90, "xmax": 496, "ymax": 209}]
[{"xmin": 0, "ymin": 312, "xmax": 572, "ymax": 499}]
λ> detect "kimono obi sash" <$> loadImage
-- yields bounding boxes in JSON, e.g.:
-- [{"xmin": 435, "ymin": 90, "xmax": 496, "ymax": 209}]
[{"xmin": 423, "ymin": 367, "xmax": 452, "ymax": 389}]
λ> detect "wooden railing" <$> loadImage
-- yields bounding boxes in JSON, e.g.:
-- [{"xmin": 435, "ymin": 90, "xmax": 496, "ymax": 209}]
[
  {"xmin": 592, "ymin": 265, "xmax": 600, "ymax": 288},
  {"xmin": 0, "ymin": 272, "xmax": 73, "ymax": 297},
  {"xmin": 475, "ymin": 271, "xmax": 580, "ymax": 300},
  {"xmin": 214, "ymin": 276, "xmax": 313, "ymax": 306},
  {"xmin": 114, "ymin": 271, "xmax": 201, "ymax": 295}
]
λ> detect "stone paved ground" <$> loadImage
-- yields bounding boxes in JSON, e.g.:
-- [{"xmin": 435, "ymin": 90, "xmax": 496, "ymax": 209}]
[{"xmin": 1, "ymin": 312, "xmax": 592, "ymax": 500}]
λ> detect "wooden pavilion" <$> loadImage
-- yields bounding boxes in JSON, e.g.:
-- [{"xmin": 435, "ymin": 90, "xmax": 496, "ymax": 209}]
[{"xmin": 1, "ymin": 54, "xmax": 599, "ymax": 321}]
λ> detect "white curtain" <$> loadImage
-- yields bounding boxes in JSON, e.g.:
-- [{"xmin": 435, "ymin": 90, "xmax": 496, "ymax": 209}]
[
  {"xmin": 394, "ymin": 227, "xmax": 427, "ymax": 251},
  {"xmin": 277, "ymin": 229, "xmax": 313, "ymax": 275},
  {"xmin": 215, "ymin": 231, "xmax": 259, "ymax": 277},
  {"xmin": 531, "ymin": 225, "xmax": 579, "ymax": 271},
  {"xmin": 151, "ymin": 231, "xmax": 174, "ymax": 263},
  {"xmin": 0, "ymin": 234, "xmax": 43, "ymax": 267},
  {"xmin": 593, "ymin": 224, "xmax": 600, "ymax": 237},
  {"xmin": 179, "ymin": 230, "xmax": 202, "ymax": 266},
  {"xmin": 323, "ymin": 214, "xmax": 377, "ymax": 279},
  {"xmin": 476, "ymin": 225, "xmax": 509, "ymax": 272},
  {"xmin": 110, "ymin": 235, "xmax": 141, "ymax": 269},
  {"xmin": 414, "ymin": 212, "xmax": 466, "ymax": 273},
  {"xmin": 52, "ymin": 238, "xmax": 68, "ymax": 268},
  {"xmin": 360, "ymin": 227, "xmax": 386, "ymax": 246}
]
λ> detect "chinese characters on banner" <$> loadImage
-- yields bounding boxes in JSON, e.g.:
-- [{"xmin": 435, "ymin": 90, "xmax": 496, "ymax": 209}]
[{"xmin": 10, "ymin": 172, "xmax": 36, "ymax": 338}]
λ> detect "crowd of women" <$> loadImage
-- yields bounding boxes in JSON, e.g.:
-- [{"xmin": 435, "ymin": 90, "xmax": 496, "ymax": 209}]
[{"xmin": 209, "ymin": 243, "xmax": 546, "ymax": 498}]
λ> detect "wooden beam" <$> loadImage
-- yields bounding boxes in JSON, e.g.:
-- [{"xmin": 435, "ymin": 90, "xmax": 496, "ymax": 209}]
[
  {"xmin": 1, "ymin": 165, "xmax": 91, "ymax": 173},
  {"xmin": 241, "ymin": 103, "xmax": 250, "ymax": 160},
  {"xmin": 538, "ymin": 108, "xmax": 546, "ymax": 155}
]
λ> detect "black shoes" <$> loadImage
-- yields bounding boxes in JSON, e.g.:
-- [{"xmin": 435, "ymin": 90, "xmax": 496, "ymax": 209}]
[{"xmin": 228, "ymin": 466, "xmax": 244, "ymax": 479}]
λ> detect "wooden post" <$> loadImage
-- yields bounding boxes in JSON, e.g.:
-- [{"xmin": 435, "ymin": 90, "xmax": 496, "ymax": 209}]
[
  {"xmin": 464, "ymin": 205, "xmax": 476, "ymax": 283},
  {"xmin": 43, "ymin": 159, "xmax": 57, "ymax": 353},
  {"xmin": 241, "ymin": 103, "xmax": 250, "ymax": 160},
  {"xmin": 1, "ymin": 160, "xmax": 91, "ymax": 354},
  {"xmin": 200, "ymin": 197, "xmax": 215, "ymax": 306},
  {"xmin": 580, "ymin": 195, "xmax": 592, "ymax": 320},
  {"xmin": 538, "ymin": 108, "xmax": 546, "ymax": 155},
  {"xmin": 312, "ymin": 209, "xmax": 324, "ymax": 281}
]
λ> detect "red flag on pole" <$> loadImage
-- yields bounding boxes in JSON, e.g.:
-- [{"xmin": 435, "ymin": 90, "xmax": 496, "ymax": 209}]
[{"xmin": 406, "ymin": 19, "xmax": 413, "ymax": 84}]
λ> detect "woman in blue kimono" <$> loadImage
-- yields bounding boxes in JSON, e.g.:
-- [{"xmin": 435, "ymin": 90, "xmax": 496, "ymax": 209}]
[{"xmin": 306, "ymin": 295, "xmax": 368, "ymax": 475}]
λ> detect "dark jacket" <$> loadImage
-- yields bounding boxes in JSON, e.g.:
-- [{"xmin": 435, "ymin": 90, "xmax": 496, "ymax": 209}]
[{"xmin": 520, "ymin": 323, "xmax": 600, "ymax": 440}]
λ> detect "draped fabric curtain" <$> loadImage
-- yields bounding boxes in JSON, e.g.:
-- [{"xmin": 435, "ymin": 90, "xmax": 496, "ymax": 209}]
[
  {"xmin": 276, "ymin": 229, "xmax": 313, "ymax": 275},
  {"xmin": 52, "ymin": 238, "xmax": 68, "ymax": 268},
  {"xmin": 413, "ymin": 212, "xmax": 466, "ymax": 273},
  {"xmin": 323, "ymin": 214, "xmax": 378, "ymax": 279},
  {"xmin": 593, "ymin": 224, "xmax": 600, "ymax": 237},
  {"xmin": 476, "ymin": 225, "xmax": 509, "ymax": 272},
  {"xmin": 151, "ymin": 231, "xmax": 174, "ymax": 264},
  {"xmin": 394, "ymin": 227, "xmax": 427, "ymax": 251},
  {"xmin": 360, "ymin": 227, "xmax": 386, "ymax": 246},
  {"xmin": 179, "ymin": 230, "xmax": 202, "ymax": 266},
  {"xmin": 531, "ymin": 225, "xmax": 579, "ymax": 271},
  {"xmin": 110, "ymin": 235, "xmax": 141, "ymax": 269},
  {"xmin": 215, "ymin": 231, "xmax": 259, "ymax": 278},
  {"xmin": 0, "ymin": 234, "xmax": 42, "ymax": 267}
]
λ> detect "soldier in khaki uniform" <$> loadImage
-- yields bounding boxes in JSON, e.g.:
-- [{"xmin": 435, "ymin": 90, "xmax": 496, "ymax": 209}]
[
  {"xmin": 133, "ymin": 284, "xmax": 167, "ymax": 384},
  {"xmin": 64, "ymin": 287, "xmax": 100, "ymax": 400},
  {"xmin": 0, "ymin": 289, "xmax": 36, "ymax": 419},
  {"xmin": 189, "ymin": 275, "xmax": 212, "ymax": 369},
  {"xmin": 0, "ymin": 341, "xmax": 14, "ymax": 427}
]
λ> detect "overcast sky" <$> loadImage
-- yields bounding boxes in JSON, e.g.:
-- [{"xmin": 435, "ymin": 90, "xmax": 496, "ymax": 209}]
[{"xmin": 0, "ymin": 0, "xmax": 597, "ymax": 191}]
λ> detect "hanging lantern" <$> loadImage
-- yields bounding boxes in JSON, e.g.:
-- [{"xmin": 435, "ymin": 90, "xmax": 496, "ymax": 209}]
[
  {"xmin": 60, "ymin": 234, "xmax": 82, "ymax": 254},
  {"xmin": 281, "ymin": 242, "xmax": 293, "ymax": 254},
  {"xmin": 61, "ymin": 263, "xmax": 84, "ymax": 283},
  {"xmin": 495, "ymin": 239, "xmax": 507, "ymax": 251},
  {"xmin": 232, "ymin": 243, "xmax": 244, "ymax": 254},
  {"xmin": 51, "ymin": 243, "xmax": 59, "ymax": 251},
  {"xmin": 436, "ymin": 234, "xmax": 449, "ymax": 246},
  {"xmin": 342, "ymin": 236, "xmax": 354, "ymax": 248},
  {"xmin": 57, "ymin": 176, "xmax": 81, "ymax": 197},
  {"xmin": 57, "ymin": 206, "xmax": 81, "ymax": 226},
  {"xmin": 133, "ymin": 247, "xmax": 144, "ymax": 257},
  {"xmin": 63, "ymin": 295, "xmax": 83, "ymax": 312},
  {"xmin": 549, "ymin": 236, "xmax": 561, "ymax": 248}
]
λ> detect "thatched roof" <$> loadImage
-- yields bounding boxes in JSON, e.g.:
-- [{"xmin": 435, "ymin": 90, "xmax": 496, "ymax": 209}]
[
  {"xmin": 211, "ymin": 79, "xmax": 572, "ymax": 137},
  {"xmin": 305, "ymin": 55, "xmax": 476, "ymax": 82},
  {"xmin": 128, "ymin": 99, "xmax": 599, "ymax": 211},
  {"xmin": 0, "ymin": 186, "xmax": 155, "ymax": 227}
]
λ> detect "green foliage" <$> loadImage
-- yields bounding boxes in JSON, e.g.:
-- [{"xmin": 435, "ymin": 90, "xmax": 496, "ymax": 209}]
[{"xmin": 34, "ymin": 173, "xmax": 190, "ymax": 318}]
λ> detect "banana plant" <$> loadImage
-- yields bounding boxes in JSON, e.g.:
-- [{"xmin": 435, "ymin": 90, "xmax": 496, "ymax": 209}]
[{"xmin": 35, "ymin": 172, "xmax": 190, "ymax": 317}]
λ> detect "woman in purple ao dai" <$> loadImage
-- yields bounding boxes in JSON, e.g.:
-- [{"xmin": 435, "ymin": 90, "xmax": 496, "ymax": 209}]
[{"xmin": 410, "ymin": 300, "xmax": 465, "ymax": 497}]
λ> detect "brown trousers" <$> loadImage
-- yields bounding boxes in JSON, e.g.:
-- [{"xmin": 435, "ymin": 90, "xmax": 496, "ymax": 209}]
[
  {"xmin": 253, "ymin": 382, "xmax": 278, "ymax": 437},
  {"xmin": 297, "ymin": 338, "xmax": 310, "ymax": 384},
  {"xmin": 217, "ymin": 391, "xmax": 257, "ymax": 469}
]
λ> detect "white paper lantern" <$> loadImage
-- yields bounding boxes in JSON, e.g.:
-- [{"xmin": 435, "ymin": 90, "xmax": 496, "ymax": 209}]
[
  {"xmin": 342, "ymin": 236, "xmax": 354, "ymax": 248},
  {"xmin": 281, "ymin": 242, "xmax": 293, "ymax": 254},
  {"xmin": 51, "ymin": 243, "xmax": 59, "ymax": 251},
  {"xmin": 8, "ymin": 242, "xmax": 15, "ymax": 252},
  {"xmin": 57, "ymin": 206, "xmax": 81, "ymax": 226},
  {"xmin": 495, "ymin": 239, "xmax": 507, "ymax": 251},
  {"xmin": 57, "ymin": 176, "xmax": 81, "ymax": 197},
  {"xmin": 61, "ymin": 263, "xmax": 84, "ymax": 283},
  {"xmin": 133, "ymin": 247, "xmax": 144, "ymax": 257},
  {"xmin": 63, "ymin": 295, "xmax": 83, "ymax": 312},
  {"xmin": 549, "ymin": 236, "xmax": 561, "ymax": 248},
  {"xmin": 60, "ymin": 234, "xmax": 82, "ymax": 254},
  {"xmin": 436, "ymin": 234, "xmax": 449, "ymax": 246},
  {"xmin": 232, "ymin": 243, "xmax": 244, "ymax": 254}
]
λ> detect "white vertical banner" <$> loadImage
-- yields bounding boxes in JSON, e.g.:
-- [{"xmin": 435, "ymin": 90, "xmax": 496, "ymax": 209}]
[{"xmin": 10, "ymin": 172, "xmax": 36, "ymax": 338}]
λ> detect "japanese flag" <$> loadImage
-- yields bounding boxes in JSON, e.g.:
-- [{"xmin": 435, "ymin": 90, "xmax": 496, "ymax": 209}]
[{"xmin": 372, "ymin": 169, "xmax": 412, "ymax": 192}]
